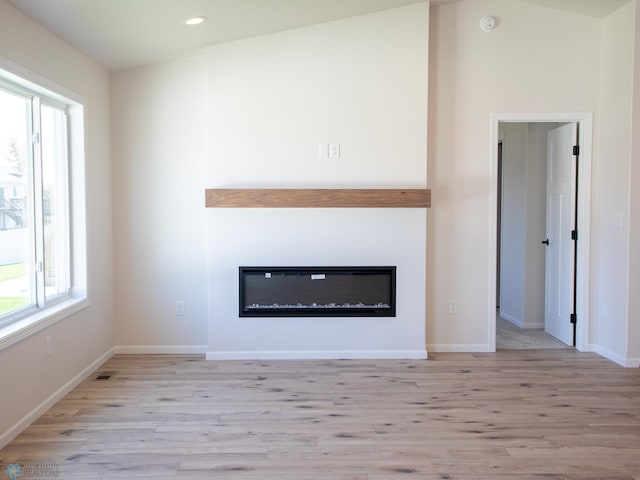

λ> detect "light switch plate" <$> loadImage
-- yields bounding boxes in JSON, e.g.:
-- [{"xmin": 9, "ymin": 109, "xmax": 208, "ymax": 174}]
[{"xmin": 318, "ymin": 144, "xmax": 329, "ymax": 159}]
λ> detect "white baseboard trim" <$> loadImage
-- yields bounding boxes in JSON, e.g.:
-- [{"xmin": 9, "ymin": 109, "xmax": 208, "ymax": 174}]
[
  {"xmin": 499, "ymin": 314, "xmax": 543, "ymax": 329},
  {"xmin": 0, "ymin": 347, "xmax": 115, "ymax": 450},
  {"xmin": 594, "ymin": 345, "xmax": 640, "ymax": 368},
  {"xmin": 114, "ymin": 345, "xmax": 207, "ymax": 355},
  {"xmin": 500, "ymin": 312, "xmax": 524, "ymax": 328},
  {"xmin": 624, "ymin": 357, "xmax": 640, "ymax": 368},
  {"xmin": 427, "ymin": 344, "xmax": 490, "ymax": 353},
  {"xmin": 521, "ymin": 322, "xmax": 545, "ymax": 329},
  {"xmin": 205, "ymin": 350, "xmax": 428, "ymax": 360}
]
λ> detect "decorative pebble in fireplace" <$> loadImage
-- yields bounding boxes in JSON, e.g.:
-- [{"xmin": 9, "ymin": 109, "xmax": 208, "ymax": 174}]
[{"xmin": 239, "ymin": 266, "xmax": 396, "ymax": 317}]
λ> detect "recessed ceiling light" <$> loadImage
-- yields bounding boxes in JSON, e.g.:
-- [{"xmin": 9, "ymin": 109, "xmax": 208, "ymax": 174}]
[{"xmin": 185, "ymin": 16, "xmax": 207, "ymax": 26}]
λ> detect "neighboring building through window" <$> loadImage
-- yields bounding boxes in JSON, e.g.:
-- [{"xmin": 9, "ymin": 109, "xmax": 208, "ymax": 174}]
[{"xmin": 0, "ymin": 68, "xmax": 86, "ymax": 332}]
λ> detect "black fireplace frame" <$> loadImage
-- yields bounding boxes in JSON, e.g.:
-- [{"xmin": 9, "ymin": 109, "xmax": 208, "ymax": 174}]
[{"xmin": 239, "ymin": 266, "xmax": 396, "ymax": 317}]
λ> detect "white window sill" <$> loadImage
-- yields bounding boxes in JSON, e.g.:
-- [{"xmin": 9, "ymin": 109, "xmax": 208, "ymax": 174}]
[{"xmin": 0, "ymin": 297, "xmax": 90, "ymax": 352}]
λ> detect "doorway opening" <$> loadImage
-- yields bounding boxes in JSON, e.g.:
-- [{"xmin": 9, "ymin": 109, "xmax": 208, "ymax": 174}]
[{"xmin": 489, "ymin": 113, "xmax": 592, "ymax": 352}]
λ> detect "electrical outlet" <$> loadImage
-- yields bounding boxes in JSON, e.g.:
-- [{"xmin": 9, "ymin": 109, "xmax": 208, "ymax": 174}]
[
  {"xmin": 448, "ymin": 299, "xmax": 458, "ymax": 314},
  {"xmin": 45, "ymin": 335, "xmax": 52, "ymax": 357},
  {"xmin": 329, "ymin": 143, "xmax": 340, "ymax": 159},
  {"xmin": 175, "ymin": 301, "xmax": 185, "ymax": 316},
  {"xmin": 614, "ymin": 214, "xmax": 623, "ymax": 230}
]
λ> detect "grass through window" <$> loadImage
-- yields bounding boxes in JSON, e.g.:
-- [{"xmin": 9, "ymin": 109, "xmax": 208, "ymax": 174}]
[{"xmin": 0, "ymin": 263, "xmax": 28, "ymax": 316}]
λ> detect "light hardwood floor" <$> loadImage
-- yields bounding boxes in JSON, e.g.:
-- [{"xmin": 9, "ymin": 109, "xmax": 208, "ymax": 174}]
[{"xmin": 1, "ymin": 351, "xmax": 640, "ymax": 479}]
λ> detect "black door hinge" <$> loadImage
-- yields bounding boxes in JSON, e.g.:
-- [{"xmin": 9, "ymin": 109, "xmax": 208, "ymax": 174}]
[
  {"xmin": 571, "ymin": 230, "xmax": 578, "ymax": 241},
  {"xmin": 573, "ymin": 145, "xmax": 580, "ymax": 156},
  {"xmin": 570, "ymin": 313, "xmax": 577, "ymax": 324}
]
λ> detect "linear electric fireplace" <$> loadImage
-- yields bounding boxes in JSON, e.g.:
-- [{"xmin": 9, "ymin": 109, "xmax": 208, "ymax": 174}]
[{"xmin": 239, "ymin": 266, "xmax": 396, "ymax": 317}]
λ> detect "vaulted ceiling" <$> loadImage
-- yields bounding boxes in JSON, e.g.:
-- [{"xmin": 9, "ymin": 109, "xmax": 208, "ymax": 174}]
[{"xmin": 5, "ymin": 0, "xmax": 632, "ymax": 71}]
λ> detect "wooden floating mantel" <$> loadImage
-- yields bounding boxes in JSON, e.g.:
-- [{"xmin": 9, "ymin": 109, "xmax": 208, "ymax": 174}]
[{"xmin": 205, "ymin": 188, "xmax": 431, "ymax": 209}]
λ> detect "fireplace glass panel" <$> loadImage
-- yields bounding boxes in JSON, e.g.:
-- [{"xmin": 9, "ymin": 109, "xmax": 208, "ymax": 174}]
[{"xmin": 239, "ymin": 267, "xmax": 396, "ymax": 317}]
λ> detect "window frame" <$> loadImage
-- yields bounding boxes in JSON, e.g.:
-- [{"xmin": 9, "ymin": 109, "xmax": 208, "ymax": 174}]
[{"xmin": 0, "ymin": 61, "xmax": 88, "ymax": 351}]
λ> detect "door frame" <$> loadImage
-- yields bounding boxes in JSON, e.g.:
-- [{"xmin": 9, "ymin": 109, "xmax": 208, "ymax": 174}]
[{"xmin": 489, "ymin": 113, "xmax": 593, "ymax": 352}]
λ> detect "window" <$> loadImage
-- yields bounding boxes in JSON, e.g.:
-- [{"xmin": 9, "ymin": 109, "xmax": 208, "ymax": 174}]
[{"xmin": 0, "ymin": 68, "xmax": 86, "ymax": 334}]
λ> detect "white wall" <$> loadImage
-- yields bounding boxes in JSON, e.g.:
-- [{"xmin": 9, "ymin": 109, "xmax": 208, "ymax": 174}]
[
  {"xmin": 108, "ymin": 0, "xmax": 639, "ymax": 364},
  {"xmin": 594, "ymin": 2, "xmax": 636, "ymax": 365},
  {"xmin": 0, "ymin": 0, "xmax": 113, "ymax": 445},
  {"xmin": 207, "ymin": 4, "xmax": 428, "ymax": 189},
  {"xmin": 111, "ymin": 55, "xmax": 208, "ymax": 352},
  {"xmin": 498, "ymin": 123, "xmax": 527, "ymax": 326},
  {"xmin": 109, "ymin": 4, "xmax": 428, "ymax": 358},
  {"xmin": 428, "ymin": 0, "xmax": 600, "ymax": 351},
  {"xmin": 629, "ymin": 2, "xmax": 640, "ymax": 364},
  {"xmin": 208, "ymin": 210, "xmax": 427, "ymax": 359},
  {"xmin": 207, "ymin": 3, "xmax": 429, "ymax": 359}
]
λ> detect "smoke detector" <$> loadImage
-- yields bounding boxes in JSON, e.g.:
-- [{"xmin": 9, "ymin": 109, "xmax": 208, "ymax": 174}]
[{"xmin": 480, "ymin": 16, "xmax": 497, "ymax": 32}]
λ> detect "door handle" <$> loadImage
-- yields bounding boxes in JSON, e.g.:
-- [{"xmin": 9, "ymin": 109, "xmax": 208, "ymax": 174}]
[{"xmin": 541, "ymin": 239, "xmax": 549, "ymax": 245}]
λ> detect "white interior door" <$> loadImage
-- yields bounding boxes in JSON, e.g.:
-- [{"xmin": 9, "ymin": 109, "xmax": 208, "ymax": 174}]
[{"xmin": 544, "ymin": 123, "xmax": 577, "ymax": 346}]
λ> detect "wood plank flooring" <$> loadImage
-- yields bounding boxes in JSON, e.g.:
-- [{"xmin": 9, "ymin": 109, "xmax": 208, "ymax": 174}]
[{"xmin": 1, "ymin": 350, "xmax": 639, "ymax": 479}]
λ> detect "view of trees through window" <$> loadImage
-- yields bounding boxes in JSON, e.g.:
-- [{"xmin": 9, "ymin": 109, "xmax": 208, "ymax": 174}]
[
  {"xmin": 0, "ymin": 88, "xmax": 30, "ymax": 316},
  {"xmin": 0, "ymin": 83, "xmax": 70, "ymax": 322}
]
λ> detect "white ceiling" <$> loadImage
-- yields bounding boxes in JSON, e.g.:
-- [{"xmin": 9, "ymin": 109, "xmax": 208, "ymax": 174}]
[
  {"xmin": 6, "ymin": 0, "xmax": 427, "ymax": 71},
  {"xmin": 6, "ymin": 0, "xmax": 632, "ymax": 71},
  {"xmin": 519, "ymin": 0, "xmax": 630, "ymax": 19}
]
